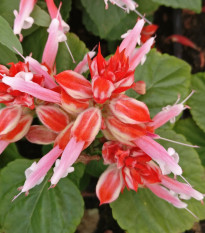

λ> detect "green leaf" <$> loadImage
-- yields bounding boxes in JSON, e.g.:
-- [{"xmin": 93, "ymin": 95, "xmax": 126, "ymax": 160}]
[
  {"xmin": 0, "ymin": 43, "xmax": 18, "ymax": 65},
  {"xmin": 31, "ymin": 5, "xmax": 50, "ymax": 27},
  {"xmin": 188, "ymin": 73, "xmax": 205, "ymax": 133},
  {"xmin": 56, "ymin": 33, "xmax": 89, "ymax": 72},
  {"xmin": 0, "ymin": 159, "xmax": 84, "ymax": 233},
  {"xmin": 0, "ymin": 143, "xmax": 22, "ymax": 169},
  {"xmin": 0, "ymin": 0, "xmax": 19, "ymax": 26},
  {"xmin": 0, "ymin": 16, "xmax": 23, "ymax": 54},
  {"xmin": 81, "ymin": 0, "xmax": 136, "ymax": 40},
  {"xmin": 127, "ymin": 49, "xmax": 191, "ymax": 117},
  {"xmin": 152, "ymin": 0, "xmax": 202, "ymax": 13},
  {"xmin": 68, "ymin": 162, "xmax": 86, "ymax": 187},
  {"xmin": 81, "ymin": 0, "xmax": 158, "ymax": 40},
  {"xmin": 86, "ymin": 159, "xmax": 107, "ymax": 177},
  {"xmin": 174, "ymin": 118, "xmax": 205, "ymax": 166},
  {"xmin": 111, "ymin": 130, "xmax": 205, "ymax": 233},
  {"xmin": 54, "ymin": 0, "xmax": 72, "ymax": 21},
  {"xmin": 22, "ymin": 27, "xmax": 48, "ymax": 61}
]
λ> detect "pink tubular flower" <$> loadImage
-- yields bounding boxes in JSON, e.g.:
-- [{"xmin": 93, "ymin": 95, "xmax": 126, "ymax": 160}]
[
  {"xmin": 96, "ymin": 141, "xmax": 203, "ymax": 211},
  {"xmin": 13, "ymin": 0, "xmax": 37, "ymax": 40}
]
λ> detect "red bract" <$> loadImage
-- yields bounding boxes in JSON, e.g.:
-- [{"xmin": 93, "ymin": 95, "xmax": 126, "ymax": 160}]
[{"xmin": 96, "ymin": 141, "xmax": 203, "ymax": 208}]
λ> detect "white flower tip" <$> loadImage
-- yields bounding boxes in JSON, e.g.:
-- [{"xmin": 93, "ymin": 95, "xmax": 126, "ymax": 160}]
[{"xmin": 12, "ymin": 191, "xmax": 23, "ymax": 202}]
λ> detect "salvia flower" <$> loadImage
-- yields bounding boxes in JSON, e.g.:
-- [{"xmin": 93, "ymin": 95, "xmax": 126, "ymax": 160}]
[
  {"xmin": 96, "ymin": 141, "xmax": 203, "ymax": 212},
  {"xmin": 13, "ymin": 0, "xmax": 37, "ymax": 40}
]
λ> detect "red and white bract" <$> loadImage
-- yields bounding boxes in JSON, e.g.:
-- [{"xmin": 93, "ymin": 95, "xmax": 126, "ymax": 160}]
[
  {"xmin": 61, "ymin": 89, "xmax": 89, "ymax": 116},
  {"xmin": 55, "ymin": 70, "xmax": 93, "ymax": 99},
  {"xmin": 26, "ymin": 125, "xmax": 57, "ymax": 145},
  {"xmin": 0, "ymin": 114, "xmax": 33, "ymax": 142},
  {"xmin": 13, "ymin": 0, "xmax": 37, "ymax": 38},
  {"xmin": 106, "ymin": 116, "xmax": 146, "ymax": 145},
  {"xmin": 0, "ymin": 105, "xmax": 22, "ymax": 135},
  {"xmin": 36, "ymin": 105, "xmax": 70, "ymax": 132},
  {"xmin": 72, "ymin": 107, "xmax": 102, "ymax": 144},
  {"xmin": 109, "ymin": 95, "xmax": 151, "ymax": 124},
  {"xmin": 96, "ymin": 164, "xmax": 123, "ymax": 204}
]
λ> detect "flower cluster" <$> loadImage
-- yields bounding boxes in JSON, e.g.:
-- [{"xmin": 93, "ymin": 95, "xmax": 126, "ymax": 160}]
[{"xmin": 0, "ymin": 0, "xmax": 203, "ymax": 216}]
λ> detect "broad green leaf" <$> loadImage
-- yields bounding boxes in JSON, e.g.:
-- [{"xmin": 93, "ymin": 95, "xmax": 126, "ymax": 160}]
[
  {"xmin": 0, "ymin": 16, "xmax": 23, "ymax": 54},
  {"xmin": 152, "ymin": 0, "xmax": 202, "ymax": 13},
  {"xmin": 81, "ymin": 0, "xmax": 136, "ymax": 40},
  {"xmin": 68, "ymin": 162, "xmax": 86, "ymax": 187},
  {"xmin": 22, "ymin": 27, "xmax": 48, "ymax": 61},
  {"xmin": 0, "ymin": 43, "xmax": 18, "ymax": 64},
  {"xmin": 111, "ymin": 130, "xmax": 205, "ymax": 233},
  {"xmin": 188, "ymin": 73, "xmax": 205, "ymax": 133},
  {"xmin": 81, "ymin": 0, "xmax": 158, "ymax": 40},
  {"xmin": 56, "ymin": 33, "xmax": 89, "ymax": 72},
  {"xmin": 86, "ymin": 159, "xmax": 107, "ymax": 177},
  {"xmin": 0, "ymin": 143, "xmax": 22, "ymax": 169},
  {"xmin": 174, "ymin": 118, "xmax": 205, "ymax": 166},
  {"xmin": 127, "ymin": 49, "xmax": 191, "ymax": 117},
  {"xmin": 0, "ymin": 159, "xmax": 84, "ymax": 233},
  {"xmin": 0, "ymin": 0, "xmax": 19, "ymax": 26},
  {"xmin": 31, "ymin": 5, "xmax": 50, "ymax": 27}
]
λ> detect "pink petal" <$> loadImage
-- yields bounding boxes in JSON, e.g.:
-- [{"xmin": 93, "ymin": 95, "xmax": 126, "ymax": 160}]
[
  {"xmin": 26, "ymin": 125, "xmax": 57, "ymax": 144},
  {"xmin": 50, "ymin": 137, "xmax": 84, "ymax": 185},
  {"xmin": 13, "ymin": 0, "xmax": 36, "ymax": 35},
  {"xmin": 119, "ymin": 19, "xmax": 145, "ymax": 56},
  {"xmin": 42, "ymin": 19, "xmax": 59, "ymax": 70},
  {"xmin": 130, "ymin": 37, "xmax": 154, "ymax": 70},
  {"xmin": 161, "ymin": 176, "xmax": 204, "ymax": 201},
  {"xmin": 96, "ymin": 164, "xmax": 124, "ymax": 204},
  {"xmin": 146, "ymin": 183, "xmax": 187, "ymax": 208},
  {"xmin": 25, "ymin": 57, "xmax": 57, "ymax": 89},
  {"xmin": 134, "ymin": 136, "xmax": 182, "ymax": 175},
  {"xmin": 2, "ymin": 76, "xmax": 61, "ymax": 103},
  {"xmin": 74, "ymin": 51, "xmax": 96, "ymax": 74},
  {"xmin": 22, "ymin": 146, "xmax": 63, "ymax": 192},
  {"xmin": 149, "ymin": 104, "xmax": 184, "ymax": 129}
]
